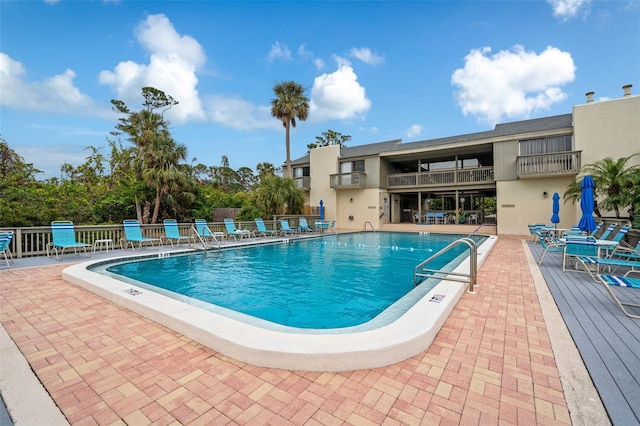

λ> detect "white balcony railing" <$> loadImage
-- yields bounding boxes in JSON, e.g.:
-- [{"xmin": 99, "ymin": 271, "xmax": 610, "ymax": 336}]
[
  {"xmin": 330, "ymin": 172, "xmax": 366, "ymax": 188},
  {"xmin": 516, "ymin": 151, "xmax": 581, "ymax": 178},
  {"xmin": 388, "ymin": 167, "xmax": 494, "ymax": 189},
  {"xmin": 293, "ymin": 176, "xmax": 311, "ymax": 190}
]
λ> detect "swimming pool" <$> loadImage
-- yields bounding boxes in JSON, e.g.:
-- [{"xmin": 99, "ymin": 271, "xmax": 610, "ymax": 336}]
[
  {"xmin": 101, "ymin": 232, "xmax": 485, "ymax": 329},
  {"xmin": 63, "ymin": 232, "xmax": 498, "ymax": 371}
]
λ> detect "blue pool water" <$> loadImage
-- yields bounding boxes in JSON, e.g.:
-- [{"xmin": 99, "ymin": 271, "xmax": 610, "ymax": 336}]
[{"xmin": 101, "ymin": 232, "xmax": 485, "ymax": 329}]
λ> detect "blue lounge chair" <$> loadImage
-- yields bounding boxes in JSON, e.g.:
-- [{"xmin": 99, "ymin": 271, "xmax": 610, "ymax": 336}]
[
  {"xmin": 528, "ymin": 224, "xmax": 549, "ymax": 243},
  {"xmin": 315, "ymin": 220, "xmax": 329, "ymax": 232},
  {"xmin": 47, "ymin": 221, "xmax": 92, "ymax": 260},
  {"xmin": 575, "ymin": 256, "xmax": 640, "ymax": 278},
  {"xmin": 598, "ymin": 224, "xmax": 617, "ymax": 240},
  {"xmin": 194, "ymin": 219, "xmax": 224, "ymax": 245},
  {"xmin": 299, "ymin": 217, "xmax": 314, "ymax": 233},
  {"xmin": 589, "ymin": 222, "xmax": 604, "ymax": 237},
  {"xmin": 597, "ymin": 272, "xmax": 640, "ymax": 319},
  {"xmin": 163, "ymin": 219, "xmax": 193, "ymax": 247},
  {"xmin": 610, "ymin": 241, "xmax": 640, "ymax": 261},
  {"xmin": 279, "ymin": 220, "xmax": 299, "ymax": 236},
  {"xmin": 562, "ymin": 236, "xmax": 599, "ymax": 271},
  {"xmin": 0, "ymin": 231, "xmax": 14, "ymax": 268},
  {"xmin": 122, "ymin": 219, "xmax": 162, "ymax": 251},
  {"xmin": 254, "ymin": 218, "xmax": 278, "ymax": 238},
  {"xmin": 224, "ymin": 219, "xmax": 252, "ymax": 240},
  {"xmin": 609, "ymin": 225, "xmax": 630, "ymax": 243},
  {"xmin": 537, "ymin": 234, "xmax": 565, "ymax": 265}
]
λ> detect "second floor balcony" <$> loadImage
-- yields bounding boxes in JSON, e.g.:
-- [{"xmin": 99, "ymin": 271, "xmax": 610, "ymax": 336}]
[
  {"xmin": 330, "ymin": 172, "xmax": 366, "ymax": 189},
  {"xmin": 516, "ymin": 151, "xmax": 581, "ymax": 178},
  {"xmin": 387, "ymin": 166, "xmax": 494, "ymax": 189},
  {"xmin": 293, "ymin": 176, "xmax": 311, "ymax": 191}
]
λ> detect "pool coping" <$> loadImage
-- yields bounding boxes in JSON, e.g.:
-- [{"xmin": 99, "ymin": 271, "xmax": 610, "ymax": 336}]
[{"xmin": 62, "ymin": 234, "xmax": 498, "ymax": 372}]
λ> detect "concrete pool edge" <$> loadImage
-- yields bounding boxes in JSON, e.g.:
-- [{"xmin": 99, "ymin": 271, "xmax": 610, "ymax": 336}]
[{"xmin": 62, "ymin": 235, "xmax": 498, "ymax": 372}]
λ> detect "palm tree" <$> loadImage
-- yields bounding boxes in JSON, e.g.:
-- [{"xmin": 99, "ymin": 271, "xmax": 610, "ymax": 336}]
[
  {"xmin": 584, "ymin": 155, "xmax": 639, "ymax": 218},
  {"xmin": 256, "ymin": 175, "xmax": 304, "ymax": 219},
  {"xmin": 270, "ymin": 81, "xmax": 309, "ymax": 178},
  {"xmin": 143, "ymin": 135, "xmax": 192, "ymax": 224}
]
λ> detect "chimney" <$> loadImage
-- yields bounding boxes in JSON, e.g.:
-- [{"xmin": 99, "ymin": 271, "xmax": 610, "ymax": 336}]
[
  {"xmin": 585, "ymin": 91, "xmax": 594, "ymax": 103},
  {"xmin": 623, "ymin": 84, "xmax": 632, "ymax": 97}
]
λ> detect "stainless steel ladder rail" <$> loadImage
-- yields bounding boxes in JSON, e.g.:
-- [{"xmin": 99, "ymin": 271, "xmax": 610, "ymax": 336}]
[
  {"xmin": 363, "ymin": 221, "xmax": 375, "ymax": 232},
  {"xmin": 413, "ymin": 237, "xmax": 478, "ymax": 293},
  {"xmin": 190, "ymin": 226, "xmax": 221, "ymax": 253}
]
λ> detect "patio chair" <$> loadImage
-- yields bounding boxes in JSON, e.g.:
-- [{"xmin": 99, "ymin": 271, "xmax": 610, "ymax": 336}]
[
  {"xmin": 608, "ymin": 225, "xmax": 630, "ymax": 243},
  {"xmin": 194, "ymin": 219, "xmax": 225, "ymax": 245},
  {"xmin": 298, "ymin": 217, "xmax": 314, "ymax": 233},
  {"xmin": 537, "ymin": 234, "xmax": 565, "ymax": 265},
  {"xmin": 0, "ymin": 231, "xmax": 14, "ymax": 268},
  {"xmin": 47, "ymin": 221, "xmax": 92, "ymax": 260},
  {"xmin": 596, "ymin": 271, "xmax": 640, "ymax": 319},
  {"xmin": 610, "ymin": 241, "xmax": 640, "ymax": 261},
  {"xmin": 314, "ymin": 220, "xmax": 329, "ymax": 233},
  {"xmin": 563, "ymin": 235, "xmax": 599, "ymax": 271},
  {"xmin": 224, "ymin": 219, "xmax": 252, "ymax": 240},
  {"xmin": 279, "ymin": 220, "xmax": 299, "ymax": 236},
  {"xmin": 122, "ymin": 219, "xmax": 162, "ymax": 251},
  {"xmin": 163, "ymin": 219, "xmax": 193, "ymax": 247},
  {"xmin": 254, "ymin": 218, "xmax": 278, "ymax": 238},
  {"xmin": 597, "ymin": 224, "xmax": 617, "ymax": 240},
  {"xmin": 528, "ymin": 224, "xmax": 549, "ymax": 243},
  {"xmin": 589, "ymin": 222, "xmax": 604, "ymax": 237}
]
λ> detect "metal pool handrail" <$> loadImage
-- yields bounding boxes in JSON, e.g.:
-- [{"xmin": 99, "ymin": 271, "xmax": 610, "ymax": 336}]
[
  {"xmin": 190, "ymin": 225, "xmax": 221, "ymax": 251},
  {"xmin": 363, "ymin": 221, "xmax": 375, "ymax": 232},
  {"xmin": 413, "ymin": 237, "xmax": 478, "ymax": 293}
]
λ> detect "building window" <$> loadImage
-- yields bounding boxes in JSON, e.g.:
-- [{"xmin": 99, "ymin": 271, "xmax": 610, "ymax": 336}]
[
  {"xmin": 293, "ymin": 166, "xmax": 310, "ymax": 177},
  {"xmin": 340, "ymin": 159, "xmax": 365, "ymax": 173},
  {"xmin": 519, "ymin": 135, "xmax": 572, "ymax": 155}
]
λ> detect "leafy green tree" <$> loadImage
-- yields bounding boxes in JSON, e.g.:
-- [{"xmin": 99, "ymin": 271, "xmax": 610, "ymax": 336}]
[
  {"xmin": 255, "ymin": 175, "xmax": 304, "ymax": 219},
  {"xmin": 0, "ymin": 137, "xmax": 49, "ymax": 226},
  {"xmin": 584, "ymin": 155, "xmax": 639, "ymax": 218},
  {"xmin": 307, "ymin": 129, "xmax": 351, "ymax": 152},
  {"xmin": 110, "ymin": 87, "xmax": 191, "ymax": 223},
  {"xmin": 270, "ymin": 81, "xmax": 309, "ymax": 178},
  {"xmin": 256, "ymin": 162, "xmax": 278, "ymax": 183}
]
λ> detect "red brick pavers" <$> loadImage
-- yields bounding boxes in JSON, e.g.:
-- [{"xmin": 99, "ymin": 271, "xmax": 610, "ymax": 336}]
[{"xmin": 1, "ymin": 238, "xmax": 570, "ymax": 425}]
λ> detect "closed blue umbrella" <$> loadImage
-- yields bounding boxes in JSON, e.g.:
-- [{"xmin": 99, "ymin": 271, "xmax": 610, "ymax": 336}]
[
  {"xmin": 578, "ymin": 176, "xmax": 597, "ymax": 233},
  {"xmin": 319, "ymin": 199, "xmax": 325, "ymax": 220},
  {"xmin": 550, "ymin": 192, "xmax": 560, "ymax": 226}
]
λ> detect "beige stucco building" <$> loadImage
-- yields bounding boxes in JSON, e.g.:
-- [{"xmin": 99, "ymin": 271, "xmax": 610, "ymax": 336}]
[{"xmin": 291, "ymin": 85, "xmax": 639, "ymax": 236}]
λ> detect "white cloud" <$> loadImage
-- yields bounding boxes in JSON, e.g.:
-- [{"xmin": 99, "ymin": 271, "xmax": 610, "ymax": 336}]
[
  {"xmin": 0, "ymin": 52, "xmax": 110, "ymax": 118},
  {"xmin": 407, "ymin": 124, "xmax": 424, "ymax": 138},
  {"xmin": 350, "ymin": 47, "xmax": 384, "ymax": 65},
  {"xmin": 313, "ymin": 58, "xmax": 325, "ymax": 70},
  {"xmin": 266, "ymin": 42, "xmax": 292, "ymax": 62},
  {"xmin": 309, "ymin": 61, "xmax": 371, "ymax": 121},
  {"xmin": 547, "ymin": 0, "xmax": 591, "ymax": 21},
  {"xmin": 204, "ymin": 95, "xmax": 280, "ymax": 131},
  {"xmin": 451, "ymin": 45, "xmax": 576, "ymax": 124},
  {"xmin": 98, "ymin": 13, "xmax": 206, "ymax": 123}
]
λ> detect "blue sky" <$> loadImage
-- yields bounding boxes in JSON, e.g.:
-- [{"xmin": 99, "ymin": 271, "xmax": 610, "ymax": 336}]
[{"xmin": 1, "ymin": 0, "xmax": 639, "ymax": 179}]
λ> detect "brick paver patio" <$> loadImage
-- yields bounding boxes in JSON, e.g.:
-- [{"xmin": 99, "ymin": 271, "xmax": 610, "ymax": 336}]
[{"xmin": 0, "ymin": 238, "xmax": 571, "ymax": 425}]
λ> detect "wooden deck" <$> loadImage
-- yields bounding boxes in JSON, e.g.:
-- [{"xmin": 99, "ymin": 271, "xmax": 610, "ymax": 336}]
[{"xmin": 528, "ymin": 241, "xmax": 640, "ymax": 425}]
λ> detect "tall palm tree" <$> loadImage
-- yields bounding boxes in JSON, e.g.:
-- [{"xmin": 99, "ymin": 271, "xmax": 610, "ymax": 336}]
[
  {"xmin": 270, "ymin": 81, "xmax": 309, "ymax": 178},
  {"xmin": 584, "ymin": 155, "xmax": 639, "ymax": 218},
  {"xmin": 143, "ymin": 135, "xmax": 192, "ymax": 224}
]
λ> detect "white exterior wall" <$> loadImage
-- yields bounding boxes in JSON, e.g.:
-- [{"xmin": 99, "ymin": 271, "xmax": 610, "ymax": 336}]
[
  {"xmin": 572, "ymin": 93, "xmax": 640, "ymax": 222},
  {"xmin": 496, "ymin": 176, "xmax": 577, "ymax": 235},
  {"xmin": 336, "ymin": 189, "xmax": 382, "ymax": 230},
  {"xmin": 309, "ymin": 145, "xmax": 339, "ymax": 223}
]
